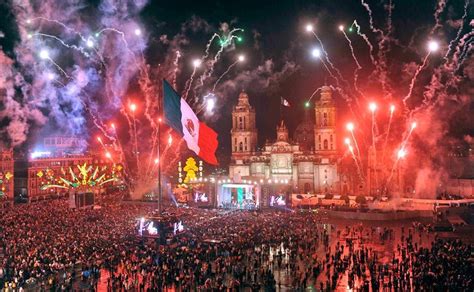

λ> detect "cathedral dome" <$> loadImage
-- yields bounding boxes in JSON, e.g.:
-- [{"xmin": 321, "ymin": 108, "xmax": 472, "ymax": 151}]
[{"xmin": 294, "ymin": 110, "xmax": 314, "ymax": 151}]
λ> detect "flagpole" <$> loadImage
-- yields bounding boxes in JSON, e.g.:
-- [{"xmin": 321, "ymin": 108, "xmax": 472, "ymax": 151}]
[
  {"xmin": 280, "ymin": 97, "xmax": 283, "ymax": 122},
  {"xmin": 158, "ymin": 84, "xmax": 163, "ymax": 215},
  {"xmin": 158, "ymin": 114, "xmax": 162, "ymax": 215}
]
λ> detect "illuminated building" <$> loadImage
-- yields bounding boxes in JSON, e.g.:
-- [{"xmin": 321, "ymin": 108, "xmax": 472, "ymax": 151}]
[
  {"xmin": 27, "ymin": 136, "xmax": 123, "ymax": 199},
  {"xmin": 0, "ymin": 149, "xmax": 14, "ymax": 200},
  {"xmin": 229, "ymin": 87, "xmax": 342, "ymax": 194}
]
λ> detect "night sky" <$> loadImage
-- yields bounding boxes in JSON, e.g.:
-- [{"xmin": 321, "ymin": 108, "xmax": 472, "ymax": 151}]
[
  {"xmin": 143, "ymin": 0, "xmax": 472, "ymax": 166},
  {"xmin": 0, "ymin": 0, "xmax": 472, "ymax": 169}
]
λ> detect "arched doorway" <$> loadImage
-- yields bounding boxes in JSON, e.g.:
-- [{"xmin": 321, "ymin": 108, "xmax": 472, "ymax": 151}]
[{"xmin": 304, "ymin": 183, "xmax": 312, "ymax": 194}]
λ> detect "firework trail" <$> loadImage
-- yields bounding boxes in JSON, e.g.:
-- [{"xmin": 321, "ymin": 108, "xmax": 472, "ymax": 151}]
[
  {"xmin": 371, "ymin": 112, "xmax": 376, "ymax": 149},
  {"xmin": 96, "ymin": 136, "xmax": 107, "ymax": 151},
  {"xmin": 330, "ymin": 86, "xmax": 356, "ymax": 114},
  {"xmin": 370, "ymin": 111, "xmax": 379, "ymax": 189},
  {"xmin": 430, "ymin": 0, "xmax": 448, "ymax": 35},
  {"xmin": 203, "ymin": 33, "xmax": 220, "ymax": 59},
  {"xmin": 131, "ymin": 113, "xmax": 140, "ymax": 173},
  {"xmin": 195, "ymin": 92, "xmax": 215, "ymax": 115},
  {"xmin": 96, "ymin": 28, "xmax": 134, "ymax": 55},
  {"xmin": 138, "ymin": 60, "xmax": 159, "ymax": 133},
  {"xmin": 452, "ymin": 32, "xmax": 474, "ymax": 72},
  {"xmin": 359, "ymin": 0, "xmax": 392, "ymax": 100},
  {"xmin": 172, "ymin": 50, "xmax": 181, "ymax": 88},
  {"xmin": 386, "ymin": 0, "xmax": 394, "ymax": 35},
  {"xmin": 341, "ymin": 29, "xmax": 364, "ymax": 98},
  {"xmin": 47, "ymin": 59, "xmax": 70, "ymax": 78},
  {"xmin": 401, "ymin": 122, "xmax": 417, "ymax": 150},
  {"xmin": 205, "ymin": 29, "xmax": 243, "ymax": 78},
  {"xmin": 110, "ymin": 123, "xmax": 131, "ymax": 183},
  {"xmin": 385, "ymin": 120, "xmax": 412, "ymax": 191},
  {"xmin": 445, "ymin": 0, "xmax": 470, "ymax": 61},
  {"xmin": 194, "ymin": 28, "xmax": 244, "ymax": 100},
  {"xmin": 456, "ymin": 42, "xmax": 473, "ymax": 72},
  {"xmin": 342, "ymin": 30, "xmax": 362, "ymax": 70},
  {"xmin": 360, "ymin": 0, "xmax": 385, "ymax": 36},
  {"xmin": 28, "ymin": 17, "xmax": 107, "ymax": 66},
  {"xmin": 33, "ymin": 33, "xmax": 91, "ymax": 57},
  {"xmin": 384, "ymin": 121, "xmax": 416, "ymax": 194},
  {"xmin": 351, "ymin": 21, "xmax": 377, "ymax": 66},
  {"xmin": 307, "ymin": 87, "xmax": 324, "ymax": 103},
  {"xmin": 386, "ymin": 158, "xmax": 401, "ymax": 193},
  {"xmin": 29, "ymin": 17, "xmax": 87, "ymax": 40},
  {"xmin": 212, "ymin": 60, "xmax": 239, "ymax": 91},
  {"xmin": 93, "ymin": 120, "xmax": 131, "ymax": 189},
  {"xmin": 381, "ymin": 106, "xmax": 395, "ymax": 162},
  {"xmin": 348, "ymin": 145, "xmax": 365, "ymax": 182},
  {"xmin": 317, "ymin": 57, "xmax": 340, "ymax": 86},
  {"xmin": 349, "ymin": 130, "xmax": 363, "ymax": 170},
  {"xmin": 311, "ymin": 31, "xmax": 348, "ymax": 86},
  {"xmin": 82, "ymin": 101, "xmax": 115, "ymax": 142},
  {"xmin": 5, "ymin": 0, "xmax": 149, "ymax": 190},
  {"xmin": 184, "ymin": 33, "xmax": 220, "ymax": 101},
  {"xmin": 402, "ymin": 53, "xmax": 431, "ymax": 108},
  {"xmin": 144, "ymin": 128, "xmax": 159, "ymax": 179},
  {"xmin": 376, "ymin": 0, "xmax": 394, "ymax": 102},
  {"xmin": 183, "ymin": 65, "xmax": 199, "ymax": 100},
  {"xmin": 37, "ymin": 48, "xmax": 71, "ymax": 78},
  {"xmin": 384, "ymin": 123, "xmax": 416, "ymax": 189},
  {"xmin": 120, "ymin": 106, "xmax": 138, "ymax": 169}
]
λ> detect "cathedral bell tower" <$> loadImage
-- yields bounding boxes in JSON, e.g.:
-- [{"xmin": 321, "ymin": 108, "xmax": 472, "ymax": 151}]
[
  {"xmin": 314, "ymin": 86, "xmax": 337, "ymax": 155},
  {"xmin": 231, "ymin": 91, "xmax": 258, "ymax": 161},
  {"xmin": 276, "ymin": 120, "xmax": 289, "ymax": 142}
]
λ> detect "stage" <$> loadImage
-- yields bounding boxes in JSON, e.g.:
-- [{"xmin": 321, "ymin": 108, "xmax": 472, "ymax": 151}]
[{"xmin": 217, "ymin": 182, "xmax": 261, "ymax": 210}]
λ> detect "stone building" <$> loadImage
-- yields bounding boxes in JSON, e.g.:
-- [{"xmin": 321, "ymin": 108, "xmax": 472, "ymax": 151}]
[
  {"xmin": 229, "ymin": 86, "xmax": 345, "ymax": 194},
  {"xmin": 0, "ymin": 149, "xmax": 14, "ymax": 200}
]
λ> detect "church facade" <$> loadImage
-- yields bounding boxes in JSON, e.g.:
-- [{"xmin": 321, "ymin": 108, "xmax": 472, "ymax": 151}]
[{"xmin": 229, "ymin": 86, "xmax": 349, "ymax": 194}]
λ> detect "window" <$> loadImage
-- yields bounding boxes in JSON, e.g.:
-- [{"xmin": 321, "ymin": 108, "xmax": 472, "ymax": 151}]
[
  {"xmin": 239, "ymin": 117, "xmax": 243, "ymax": 129},
  {"xmin": 323, "ymin": 113, "xmax": 328, "ymax": 126},
  {"xmin": 324, "ymin": 139, "xmax": 328, "ymax": 150},
  {"xmin": 243, "ymin": 117, "xmax": 246, "ymax": 129},
  {"xmin": 330, "ymin": 135, "xmax": 333, "ymax": 142},
  {"xmin": 318, "ymin": 135, "xmax": 321, "ymax": 142},
  {"xmin": 239, "ymin": 142, "xmax": 243, "ymax": 151},
  {"xmin": 319, "ymin": 144, "xmax": 321, "ymax": 149},
  {"xmin": 331, "ymin": 144, "xmax": 333, "ymax": 149}
]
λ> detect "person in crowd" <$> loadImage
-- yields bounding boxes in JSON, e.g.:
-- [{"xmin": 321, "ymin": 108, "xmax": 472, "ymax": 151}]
[{"xmin": 0, "ymin": 198, "xmax": 472, "ymax": 290}]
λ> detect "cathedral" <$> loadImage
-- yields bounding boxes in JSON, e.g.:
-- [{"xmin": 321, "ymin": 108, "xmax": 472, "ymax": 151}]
[{"xmin": 229, "ymin": 86, "xmax": 350, "ymax": 194}]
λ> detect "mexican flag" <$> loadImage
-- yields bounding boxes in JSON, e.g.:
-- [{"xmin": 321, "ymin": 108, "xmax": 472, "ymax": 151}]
[
  {"xmin": 163, "ymin": 80, "xmax": 218, "ymax": 165},
  {"xmin": 281, "ymin": 97, "xmax": 290, "ymax": 107}
]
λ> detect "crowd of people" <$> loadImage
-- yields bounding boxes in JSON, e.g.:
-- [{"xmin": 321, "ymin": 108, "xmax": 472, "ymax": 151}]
[
  {"xmin": 436, "ymin": 192, "xmax": 464, "ymax": 200},
  {"xmin": 0, "ymin": 198, "xmax": 473, "ymax": 291}
]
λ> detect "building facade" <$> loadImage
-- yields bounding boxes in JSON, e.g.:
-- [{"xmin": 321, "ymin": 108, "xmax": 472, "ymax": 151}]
[
  {"xmin": 229, "ymin": 87, "xmax": 345, "ymax": 194},
  {"xmin": 28, "ymin": 155, "xmax": 93, "ymax": 198},
  {"xmin": 27, "ymin": 136, "xmax": 123, "ymax": 198},
  {"xmin": 0, "ymin": 149, "xmax": 14, "ymax": 200}
]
